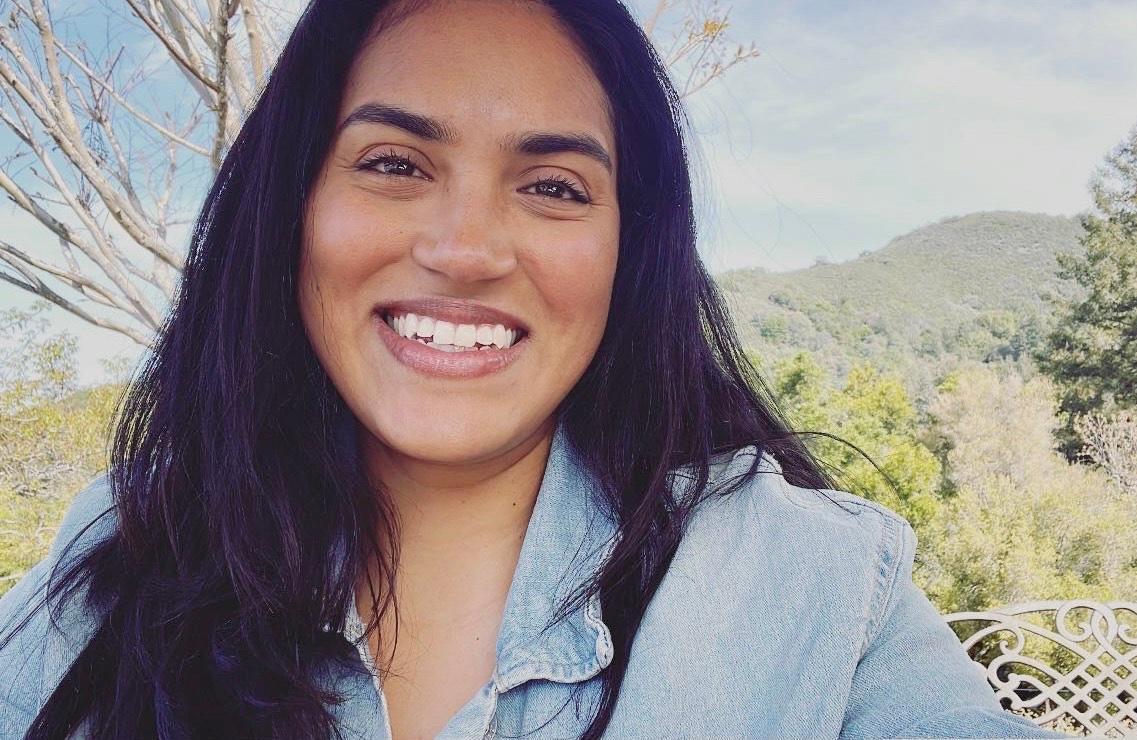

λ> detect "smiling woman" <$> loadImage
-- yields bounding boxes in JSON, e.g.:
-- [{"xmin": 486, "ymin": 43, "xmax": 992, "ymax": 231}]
[
  {"xmin": 0, "ymin": 1, "xmax": 1064, "ymax": 739},
  {"xmin": 301, "ymin": 1, "xmax": 620, "ymax": 470}
]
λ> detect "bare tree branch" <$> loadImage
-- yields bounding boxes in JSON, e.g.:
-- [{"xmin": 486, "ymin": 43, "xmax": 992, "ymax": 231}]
[
  {"xmin": 0, "ymin": 253, "xmax": 152, "ymax": 345},
  {"xmin": 0, "ymin": 103, "xmax": 168, "ymax": 327},
  {"xmin": 649, "ymin": 1, "xmax": 760, "ymax": 100},
  {"xmin": 240, "ymin": 0, "xmax": 268, "ymax": 86},
  {"xmin": 644, "ymin": 0, "xmax": 674, "ymax": 38},
  {"xmin": 0, "ymin": 239, "xmax": 123, "ymax": 309},
  {"xmin": 1, "ymin": 14, "xmax": 184, "ymax": 270},
  {"xmin": 210, "ymin": 3, "xmax": 231, "ymax": 170},
  {"xmin": 125, "ymin": 0, "xmax": 218, "ymax": 100},
  {"xmin": 683, "ymin": 42, "xmax": 759, "ymax": 98},
  {"xmin": 49, "ymin": 41, "xmax": 210, "ymax": 158}
]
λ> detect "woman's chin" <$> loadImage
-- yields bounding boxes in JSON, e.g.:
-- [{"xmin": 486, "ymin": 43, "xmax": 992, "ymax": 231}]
[{"xmin": 362, "ymin": 414, "xmax": 550, "ymax": 469}]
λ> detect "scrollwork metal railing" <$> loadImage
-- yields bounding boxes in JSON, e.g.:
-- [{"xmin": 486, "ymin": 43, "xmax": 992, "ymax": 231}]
[{"xmin": 945, "ymin": 600, "xmax": 1137, "ymax": 737}]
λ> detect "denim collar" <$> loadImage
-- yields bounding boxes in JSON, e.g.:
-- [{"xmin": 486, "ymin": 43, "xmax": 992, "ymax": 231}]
[{"xmin": 490, "ymin": 418, "xmax": 618, "ymax": 692}]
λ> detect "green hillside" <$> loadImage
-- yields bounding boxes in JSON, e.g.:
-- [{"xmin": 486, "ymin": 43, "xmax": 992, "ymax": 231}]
[{"xmin": 717, "ymin": 211, "xmax": 1085, "ymax": 396}]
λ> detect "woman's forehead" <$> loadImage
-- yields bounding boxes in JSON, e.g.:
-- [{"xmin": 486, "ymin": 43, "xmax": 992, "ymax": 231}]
[{"xmin": 339, "ymin": 0, "xmax": 615, "ymax": 149}]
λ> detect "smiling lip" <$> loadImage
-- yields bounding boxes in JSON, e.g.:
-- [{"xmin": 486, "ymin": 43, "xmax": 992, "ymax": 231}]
[{"xmin": 373, "ymin": 299, "xmax": 528, "ymax": 379}]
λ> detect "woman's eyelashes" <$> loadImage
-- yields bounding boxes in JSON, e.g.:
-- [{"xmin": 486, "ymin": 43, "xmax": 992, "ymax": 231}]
[
  {"xmin": 354, "ymin": 150, "xmax": 591, "ymax": 204},
  {"xmin": 356, "ymin": 148, "xmax": 427, "ymax": 179},
  {"xmin": 526, "ymin": 174, "xmax": 589, "ymax": 204}
]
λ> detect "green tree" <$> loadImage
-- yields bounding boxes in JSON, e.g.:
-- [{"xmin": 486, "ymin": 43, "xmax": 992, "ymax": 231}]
[
  {"xmin": 1038, "ymin": 124, "xmax": 1137, "ymax": 456},
  {"xmin": 770, "ymin": 353, "xmax": 943, "ymax": 534},
  {"xmin": 923, "ymin": 365, "xmax": 1137, "ymax": 612},
  {"xmin": 0, "ymin": 306, "xmax": 122, "ymax": 594}
]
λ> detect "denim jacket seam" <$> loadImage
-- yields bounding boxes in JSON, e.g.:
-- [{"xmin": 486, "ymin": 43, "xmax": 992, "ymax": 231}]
[
  {"xmin": 475, "ymin": 678, "xmax": 501, "ymax": 739},
  {"xmin": 583, "ymin": 589, "xmax": 614, "ymax": 668},
  {"xmin": 813, "ymin": 493, "xmax": 890, "ymax": 518},
  {"xmin": 859, "ymin": 509, "xmax": 907, "ymax": 656},
  {"xmin": 497, "ymin": 626, "xmax": 612, "ymax": 689},
  {"xmin": 495, "ymin": 634, "xmax": 604, "ymax": 678},
  {"xmin": 494, "ymin": 654, "xmax": 605, "ymax": 693}
]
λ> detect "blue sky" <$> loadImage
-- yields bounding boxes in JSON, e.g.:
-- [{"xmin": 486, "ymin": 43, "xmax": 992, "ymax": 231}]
[
  {"xmin": 3, "ymin": 0, "xmax": 1136, "ymax": 382},
  {"xmin": 669, "ymin": 0, "xmax": 1137, "ymax": 272}
]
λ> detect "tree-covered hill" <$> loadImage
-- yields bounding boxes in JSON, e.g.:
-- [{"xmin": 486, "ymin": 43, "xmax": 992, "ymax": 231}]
[{"xmin": 718, "ymin": 211, "xmax": 1085, "ymax": 397}]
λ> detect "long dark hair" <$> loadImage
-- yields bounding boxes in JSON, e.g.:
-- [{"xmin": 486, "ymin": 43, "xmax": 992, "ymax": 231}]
[{"xmin": 13, "ymin": 1, "xmax": 832, "ymax": 737}]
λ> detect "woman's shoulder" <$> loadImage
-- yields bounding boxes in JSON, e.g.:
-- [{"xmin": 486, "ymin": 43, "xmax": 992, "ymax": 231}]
[
  {"xmin": 0, "ymin": 474, "xmax": 116, "ymax": 734},
  {"xmin": 638, "ymin": 450, "xmax": 1057, "ymax": 739},
  {"xmin": 51, "ymin": 473, "xmax": 118, "ymax": 553},
  {"xmin": 678, "ymin": 445, "xmax": 913, "ymax": 568},
  {"xmin": 665, "ymin": 446, "xmax": 916, "ymax": 652}
]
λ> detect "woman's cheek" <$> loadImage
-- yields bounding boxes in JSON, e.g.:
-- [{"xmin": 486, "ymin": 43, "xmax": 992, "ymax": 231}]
[
  {"xmin": 527, "ymin": 233, "xmax": 617, "ymax": 319},
  {"xmin": 310, "ymin": 195, "xmax": 409, "ymax": 277}
]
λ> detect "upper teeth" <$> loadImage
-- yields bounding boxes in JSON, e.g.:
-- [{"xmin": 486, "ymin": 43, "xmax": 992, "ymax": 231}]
[{"xmin": 386, "ymin": 312, "xmax": 520, "ymax": 349}]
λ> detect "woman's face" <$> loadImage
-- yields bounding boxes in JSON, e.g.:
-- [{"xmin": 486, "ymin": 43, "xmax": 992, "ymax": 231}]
[{"xmin": 300, "ymin": 0, "xmax": 620, "ymax": 468}]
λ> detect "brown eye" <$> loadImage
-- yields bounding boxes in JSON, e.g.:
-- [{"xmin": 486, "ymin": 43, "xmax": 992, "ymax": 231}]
[
  {"xmin": 356, "ymin": 149, "xmax": 428, "ymax": 179},
  {"xmin": 524, "ymin": 176, "xmax": 589, "ymax": 204}
]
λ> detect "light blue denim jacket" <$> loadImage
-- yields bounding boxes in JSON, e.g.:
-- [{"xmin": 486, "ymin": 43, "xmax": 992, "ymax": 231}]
[{"xmin": 1, "ymin": 420, "xmax": 1063, "ymax": 739}]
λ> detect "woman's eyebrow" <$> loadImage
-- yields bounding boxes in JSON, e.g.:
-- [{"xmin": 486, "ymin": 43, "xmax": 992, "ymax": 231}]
[
  {"xmin": 340, "ymin": 103, "xmax": 455, "ymax": 142},
  {"xmin": 340, "ymin": 102, "xmax": 612, "ymax": 173},
  {"xmin": 504, "ymin": 131, "xmax": 612, "ymax": 173}
]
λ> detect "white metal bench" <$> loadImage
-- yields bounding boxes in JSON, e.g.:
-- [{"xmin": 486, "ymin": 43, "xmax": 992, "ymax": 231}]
[{"xmin": 945, "ymin": 600, "xmax": 1137, "ymax": 737}]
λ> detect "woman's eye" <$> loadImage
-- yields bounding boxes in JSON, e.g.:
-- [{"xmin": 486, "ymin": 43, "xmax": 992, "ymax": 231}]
[
  {"xmin": 356, "ymin": 151, "xmax": 425, "ymax": 179},
  {"xmin": 526, "ymin": 178, "xmax": 590, "ymax": 204},
  {"xmin": 356, "ymin": 154, "xmax": 587, "ymax": 204}
]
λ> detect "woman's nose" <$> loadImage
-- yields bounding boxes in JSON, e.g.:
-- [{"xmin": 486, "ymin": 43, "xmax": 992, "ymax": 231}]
[{"xmin": 411, "ymin": 188, "xmax": 518, "ymax": 284}]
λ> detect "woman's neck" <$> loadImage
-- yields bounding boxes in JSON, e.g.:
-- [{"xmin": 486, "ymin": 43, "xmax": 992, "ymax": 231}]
[
  {"xmin": 366, "ymin": 423, "xmax": 551, "ymax": 555},
  {"xmin": 357, "ymin": 421, "xmax": 554, "ymax": 623}
]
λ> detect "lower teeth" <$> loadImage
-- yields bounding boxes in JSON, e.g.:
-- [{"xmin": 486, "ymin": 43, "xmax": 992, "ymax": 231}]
[{"xmin": 423, "ymin": 340, "xmax": 492, "ymax": 352}]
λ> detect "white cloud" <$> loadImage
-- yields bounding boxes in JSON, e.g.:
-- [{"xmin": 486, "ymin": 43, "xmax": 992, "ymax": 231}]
[{"xmin": 687, "ymin": 0, "xmax": 1137, "ymax": 271}]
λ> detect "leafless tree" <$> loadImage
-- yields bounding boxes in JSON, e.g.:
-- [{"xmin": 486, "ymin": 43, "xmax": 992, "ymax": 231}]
[
  {"xmin": 0, "ymin": 0, "xmax": 273, "ymax": 344},
  {"xmin": 1075, "ymin": 412, "xmax": 1137, "ymax": 497},
  {"xmin": 0, "ymin": 0, "xmax": 757, "ymax": 346}
]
